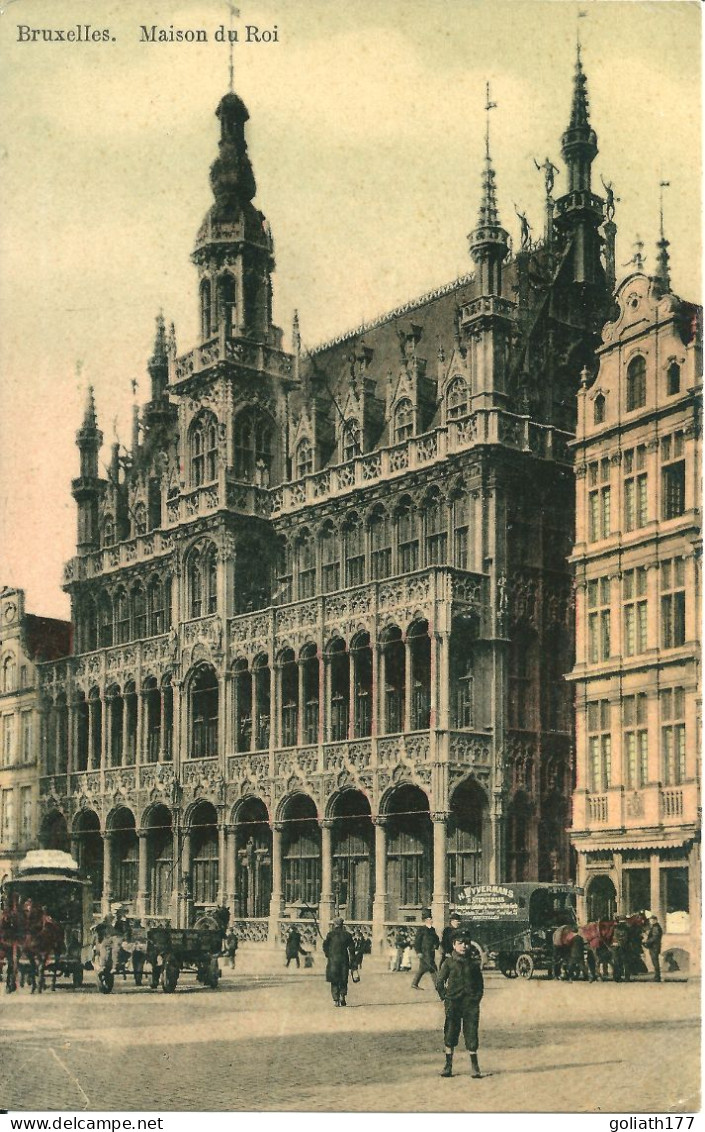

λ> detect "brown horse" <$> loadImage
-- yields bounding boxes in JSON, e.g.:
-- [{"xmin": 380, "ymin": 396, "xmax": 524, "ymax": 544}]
[
  {"xmin": 579, "ymin": 913, "xmax": 647, "ymax": 981},
  {"xmin": 0, "ymin": 900, "xmax": 65, "ymax": 992}
]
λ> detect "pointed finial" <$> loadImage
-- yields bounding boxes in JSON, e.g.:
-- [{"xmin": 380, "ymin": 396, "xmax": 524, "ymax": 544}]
[
  {"xmin": 292, "ymin": 309, "xmax": 301, "ymax": 353},
  {"xmin": 227, "ymin": 4, "xmax": 240, "ymax": 92},
  {"xmin": 168, "ymin": 322, "xmax": 177, "ymax": 360},
  {"xmin": 654, "ymin": 180, "xmax": 671, "ymax": 293},
  {"xmin": 82, "ymin": 385, "xmax": 98, "ymax": 430},
  {"xmin": 484, "ymin": 81, "xmax": 497, "ymax": 163},
  {"xmin": 151, "ymin": 311, "xmax": 167, "ymax": 363},
  {"xmin": 577, "ymin": 9, "xmax": 587, "ymax": 58}
]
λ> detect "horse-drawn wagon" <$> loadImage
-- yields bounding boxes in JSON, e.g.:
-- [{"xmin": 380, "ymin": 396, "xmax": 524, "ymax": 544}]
[
  {"xmin": 0, "ymin": 850, "xmax": 92, "ymax": 992},
  {"xmin": 94, "ymin": 917, "xmax": 223, "ymax": 994},
  {"xmin": 452, "ymin": 882, "xmax": 583, "ymax": 978}
]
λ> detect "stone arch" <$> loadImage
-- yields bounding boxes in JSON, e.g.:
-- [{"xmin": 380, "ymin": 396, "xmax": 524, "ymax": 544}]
[
  {"xmin": 72, "ymin": 808, "xmax": 103, "ymax": 908},
  {"xmin": 188, "ymin": 799, "xmax": 219, "ymax": 910},
  {"xmin": 329, "ymin": 788, "xmax": 374, "ymax": 921},
  {"xmin": 448, "ymin": 777, "xmax": 489, "ymax": 890},
  {"xmin": 586, "ymin": 873, "xmax": 617, "ymax": 921},
  {"xmin": 142, "ymin": 802, "xmax": 174, "ymax": 917},
  {"xmin": 279, "ymin": 792, "xmax": 321, "ymax": 908},
  {"xmin": 186, "ymin": 662, "xmax": 219, "ymax": 759},
  {"xmin": 383, "ymin": 782, "xmax": 431, "ymax": 920},
  {"xmin": 232, "ymin": 795, "xmax": 272, "ymax": 918},
  {"xmin": 39, "ymin": 809, "xmax": 70, "ymax": 853}
]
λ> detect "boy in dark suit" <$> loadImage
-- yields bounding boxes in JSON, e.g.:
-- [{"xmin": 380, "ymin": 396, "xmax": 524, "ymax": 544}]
[{"xmin": 436, "ymin": 930, "xmax": 484, "ymax": 1079}]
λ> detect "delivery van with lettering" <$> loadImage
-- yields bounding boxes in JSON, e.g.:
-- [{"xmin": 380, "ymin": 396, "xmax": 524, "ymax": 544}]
[{"xmin": 451, "ymin": 882, "xmax": 583, "ymax": 979}]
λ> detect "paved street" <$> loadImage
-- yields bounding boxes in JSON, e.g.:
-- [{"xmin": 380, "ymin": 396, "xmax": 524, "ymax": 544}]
[{"xmin": 0, "ymin": 960, "xmax": 699, "ymax": 1113}]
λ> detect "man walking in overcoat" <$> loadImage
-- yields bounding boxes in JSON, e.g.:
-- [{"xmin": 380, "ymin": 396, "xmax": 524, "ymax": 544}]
[
  {"xmin": 322, "ymin": 916, "xmax": 357, "ymax": 1006},
  {"xmin": 411, "ymin": 908, "xmax": 440, "ymax": 989},
  {"xmin": 644, "ymin": 915, "xmax": 663, "ymax": 982}
]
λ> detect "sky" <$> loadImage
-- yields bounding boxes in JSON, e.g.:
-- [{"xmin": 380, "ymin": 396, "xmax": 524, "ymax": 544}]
[{"xmin": 0, "ymin": 0, "xmax": 701, "ymax": 620}]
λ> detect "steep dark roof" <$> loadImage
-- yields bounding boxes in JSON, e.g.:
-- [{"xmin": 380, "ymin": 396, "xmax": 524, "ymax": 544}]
[{"xmin": 24, "ymin": 615, "xmax": 72, "ymax": 662}]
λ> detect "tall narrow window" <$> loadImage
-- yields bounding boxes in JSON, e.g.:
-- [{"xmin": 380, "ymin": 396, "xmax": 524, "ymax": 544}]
[
  {"xmin": 661, "ymin": 687, "xmax": 686, "ymax": 785},
  {"xmin": 593, "ymin": 393, "xmax": 605, "ymax": 425},
  {"xmin": 661, "ymin": 558, "xmax": 686, "ymax": 649},
  {"xmin": 344, "ymin": 516, "xmax": 365, "ymax": 587},
  {"xmin": 424, "ymin": 492, "xmax": 448, "ymax": 565},
  {"xmin": 234, "ymin": 407, "xmax": 273, "ymax": 482},
  {"xmin": 190, "ymin": 667, "xmax": 219, "ymax": 758},
  {"xmin": 626, "ymin": 355, "xmax": 646, "ymax": 411},
  {"xmin": 587, "ymin": 577, "xmax": 611, "ymax": 663},
  {"xmin": 200, "ymin": 279, "xmax": 212, "ymax": 339},
  {"xmin": 319, "ymin": 523, "xmax": 340, "ymax": 593},
  {"xmin": 661, "ymin": 432, "xmax": 686, "ymax": 519},
  {"xmin": 115, "ymin": 589, "xmax": 130, "ymax": 645},
  {"xmin": 218, "ymin": 273, "xmax": 237, "ymax": 337},
  {"xmin": 342, "ymin": 418, "xmax": 361, "ymax": 462},
  {"xmin": 666, "ymin": 361, "xmax": 681, "ymax": 396},
  {"xmin": 586, "ymin": 700, "xmax": 611, "ymax": 791},
  {"xmin": 190, "ymin": 412, "xmax": 218, "ymax": 488},
  {"xmin": 623, "ymin": 693, "xmax": 648, "ymax": 788},
  {"xmin": 397, "ymin": 501, "xmax": 419, "ymax": 573},
  {"xmin": 369, "ymin": 509, "xmax": 391, "ymax": 580},
  {"xmin": 453, "ymin": 493, "xmax": 470, "ymax": 569},
  {"xmin": 297, "ymin": 533, "xmax": 316, "ymax": 599}
]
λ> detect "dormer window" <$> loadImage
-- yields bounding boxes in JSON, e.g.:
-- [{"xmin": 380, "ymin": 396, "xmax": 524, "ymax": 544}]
[
  {"xmin": 200, "ymin": 279, "xmax": 212, "ymax": 340},
  {"xmin": 626, "ymin": 356, "xmax": 646, "ymax": 412},
  {"xmin": 447, "ymin": 377, "xmax": 469, "ymax": 421},
  {"xmin": 342, "ymin": 418, "xmax": 361, "ymax": 462},
  {"xmin": 593, "ymin": 393, "xmax": 605, "ymax": 425},
  {"xmin": 296, "ymin": 439, "xmax": 314, "ymax": 479},
  {"xmin": 394, "ymin": 399, "xmax": 414, "ymax": 442}
]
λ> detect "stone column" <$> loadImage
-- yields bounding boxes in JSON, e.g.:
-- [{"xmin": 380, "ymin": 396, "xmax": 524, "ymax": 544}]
[
  {"xmin": 320, "ymin": 651, "xmax": 328, "ymax": 744},
  {"xmin": 650, "ymin": 852, "xmax": 662, "ymax": 922},
  {"xmin": 404, "ymin": 636, "xmax": 413, "ymax": 732},
  {"xmin": 250, "ymin": 670, "xmax": 259, "ymax": 753},
  {"xmin": 319, "ymin": 819, "xmax": 335, "ymax": 937},
  {"xmin": 348, "ymin": 646, "xmax": 356, "ymax": 739},
  {"xmin": 217, "ymin": 819, "xmax": 227, "ymax": 906},
  {"xmin": 101, "ymin": 831, "xmax": 113, "ymax": 916},
  {"xmin": 122, "ymin": 695, "xmax": 129, "ymax": 767},
  {"xmin": 226, "ymin": 827, "xmax": 238, "ymax": 917},
  {"xmin": 431, "ymin": 812, "xmax": 448, "ymax": 927},
  {"xmin": 181, "ymin": 829, "xmax": 192, "ymax": 928},
  {"xmin": 489, "ymin": 790, "xmax": 505, "ymax": 884},
  {"xmin": 297, "ymin": 660, "xmax": 305, "ymax": 746},
  {"xmin": 135, "ymin": 683, "xmax": 144, "ymax": 769},
  {"xmin": 137, "ymin": 829, "xmax": 149, "ymax": 917},
  {"xmin": 100, "ymin": 695, "xmax": 108, "ymax": 771},
  {"xmin": 268, "ymin": 821, "xmax": 284, "ymax": 943},
  {"xmin": 372, "ymin": 817, "xmax": 388, "ymax": 955},
  {"xmin": 67, "ymin": 702, "xmax": 76, "ymax": 778},
  {"xmin": 376, "ymin": 643, "xmax": 386, "ymax": 736}
]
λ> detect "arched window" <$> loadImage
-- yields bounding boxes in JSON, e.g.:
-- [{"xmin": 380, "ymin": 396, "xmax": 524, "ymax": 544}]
[
  {"xmin": 342, "ymin": 418, "xmax": 361, "ymax": 462},
  {"xmin": 626, "ymin": 355, "xmax": 646, "ymax": 412},
  {"xmin": 394, "ymin": 399, "xmax": 414, "ymax": 442},
  {"xmin": 98, "ymin": 593, "xmax": 113, "ymax": 648},
  {"xmin": 131, "ymin": 582, "xmax": 147, "ymax": 640},
  {"xmin": 424, "ymin": 491, "xmax": 448, "ymax": 565},
  {"xmin": 115, "ymin": 588, "xmax": 130, "ymax": 644},
  {"xmin": 133, "ymin": 502, "xmax": 147, "ymax": 537},
  {"xmin": 147, "ymin": 478, "xmax": 162, "ymax": 531},
  {"xmin": 397, "ymin": 499, "xmax": 419, "ymax": 573},
  {"xmin": 190, "ymin": 666, "xmax": 218, "ymax": 758},
  {"xmin": 297, "ymin": 532, "xmax": 316, "ymax": 599},
  {"xmin": 234, "ymin": 407, "xmax": 274, "ymax": 482},
  {"xmin": 319, "ymin": 522, "xmax": 340, "ymax": 593},
  {"xmin": 217, "ymin": 272, "xmax": 237, "ymax": 337},
  {"xmin": 296, "ymin": 439, "xmax": 313, "ymax": 479},
  {"xmin": 593, "ymin": 393, "xmax": 605, "ymax": 425},
  {"xmin": 279, "ymin": 648, "xmax": 298, "ymax": 747},
  {"xmin": 102, "ymin": 515, "xmax": 115, "ymax": 548},
  {"xmin": 190, "ymin": 412, "xmax": 218, "ymax": 488},
  {"xmin": 2, "ymin": 655, "xmax": 16, "ymax": 693},
  {"xmin": 83, "ymin": 598, "xmax": 98, "ymax": 652},
  {"xmin": 452, "ymin": 490, "xmax": 470, "ymax": 570},
  {"xmin": 187, "ymin": 544, "xmax": 217, "ymax": 619},
  {"xmin": 344, "ymin": 514, "xmax": 365, "ymax": 587},
  {"xmin": 369, "ymin": 508, "xmax": 391, "ymax": 580},
  {"xmin": 667, "ymin": 362, "xmax": 681, "ymax": 396},
  {"xmin": 447, "ymin": 377, "xmax": 469, "ymax": 420},
  {"xmin": 275, "ymin": 539, "xmax": 293, "ymax": 604},
  {"xmin": 200, "ymin": 278, "xmax": 212, "ymax": 339},
  {"xmin": 147, "ymin": 575, "xmax": 167, "ymax": 636}
]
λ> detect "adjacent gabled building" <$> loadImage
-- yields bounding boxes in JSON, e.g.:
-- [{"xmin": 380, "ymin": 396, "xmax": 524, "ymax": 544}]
[
  {"xmin": 0, "ymin": 588, "xmax": 71, "ymax": 882},
  {"xmin": 568, "ymin": 253, "xmax": 702, "ymax": 970}
]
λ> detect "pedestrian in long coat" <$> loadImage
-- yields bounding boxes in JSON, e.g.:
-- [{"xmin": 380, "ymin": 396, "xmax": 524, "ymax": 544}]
[
  {"xmin": 411, "ymin": 909, "xmax": 440, "ymax": 989},
  {"xmin": 322, "ymin": 917, "xmax": 356, "ymax": 1006},
  {"xmin": 285, "ymin": 926, "xmax": 306, "ymax": 968},
  {"xmin": 644, "ymin": 916, "xmax": 663, "ymax": 982}
]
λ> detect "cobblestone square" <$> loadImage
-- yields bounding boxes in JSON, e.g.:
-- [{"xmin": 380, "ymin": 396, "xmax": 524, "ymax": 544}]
[{"xmin": 0, "ymin": 963, "xmax": 699, "ymax": 1113}]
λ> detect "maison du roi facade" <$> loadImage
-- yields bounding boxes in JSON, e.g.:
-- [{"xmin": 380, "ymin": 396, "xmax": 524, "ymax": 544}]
[
  {"xmin": 33, "ymin": 50, "xmax": 700, "ymax": 954},
  {"xmin": 569, "ymin": 258, "xmax": 702, "ymax": 971}
]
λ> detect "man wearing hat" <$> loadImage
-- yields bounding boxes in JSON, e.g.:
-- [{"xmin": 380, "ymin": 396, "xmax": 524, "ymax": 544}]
[
  {"xmin": 436, "ymin": 930, "xmax": 484, "ymax": 1078},
  {"xmin": 411, "ymin": 908, "xmax": 440, "ymax": 990},
  {"xmin": 644, "ymin": 915, "xmax": 663, "ymax": 982},
  {"xmin": 440, "ymin": 911, "xmax": 463, "ymax": 965},
  {"xmin": 322, "ymin": 916, "xmax": 357, "ymax": 1007}
]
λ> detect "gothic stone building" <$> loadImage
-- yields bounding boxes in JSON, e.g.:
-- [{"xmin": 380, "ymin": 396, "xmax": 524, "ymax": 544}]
[
  {"xmin": 39, "ymin": 52, "xmax": 614, "ymax": 948},
  {"xmin": 569, "ymin": 259, "xmax": 702, "ymax": 969}
]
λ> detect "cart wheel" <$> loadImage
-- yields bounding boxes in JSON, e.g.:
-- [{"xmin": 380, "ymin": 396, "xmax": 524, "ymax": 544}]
[
  {"xmin": 72, "ymin": 966, "xmax": 84, "ymax": 989},
  {"xmin": 515, "ymin": 953, "xmax": 534, "ymax": 979}
]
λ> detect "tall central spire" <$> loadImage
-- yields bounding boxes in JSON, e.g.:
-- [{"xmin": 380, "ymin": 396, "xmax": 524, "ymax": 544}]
[
  {"xmin": 654, "ymin": 179, "xmax": 672, "ymax": 295},
  {"xmin": 561, "ymin": 42, "xmax": 598, "ymax": 194},
  {"xmin": 469, "ymin": 82, "xmax": 508, "ymax": 296}
]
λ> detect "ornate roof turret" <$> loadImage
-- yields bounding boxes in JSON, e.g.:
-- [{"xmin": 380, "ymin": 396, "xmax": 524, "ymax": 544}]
[
  {"xmin": 560, "ymin": 44, "xmax": 598, "ymax": 195},
  {"xmin": 209, "ymin": 92, "xmax": 256, "ymax": 215},
  {"xmin": 79, "ymin": 385, "xmax": 99, "ymax": 435},
  {"xmin": 147, "ymin": 312, "xmax": 169, "ymax": 401},
  {"xmin": 468, "ymin": 83, "xmax": 509, "ymax": 297}
]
